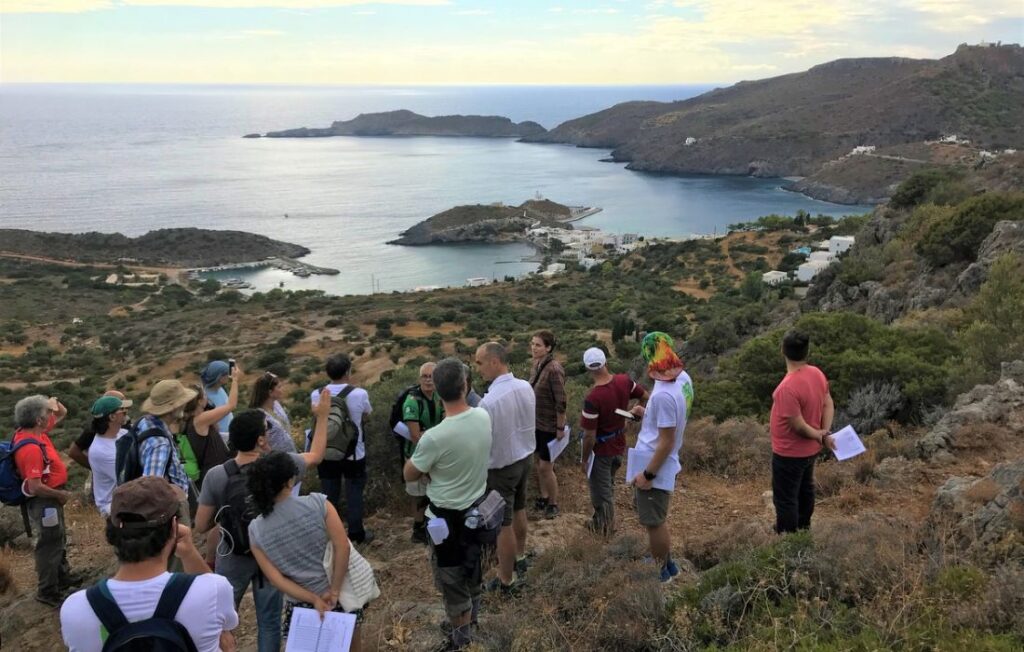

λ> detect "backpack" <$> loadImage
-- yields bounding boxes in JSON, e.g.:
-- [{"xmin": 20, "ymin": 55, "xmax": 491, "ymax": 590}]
[
  {"xmin": 388, "ymin": 385, "xmax": 429, "ymax": 433},
  {"xmin": 0, "ymin": 436, "xmax": 48, "ymax": 506},
  {"xmin": 309, "ymin": 386, "xmax": 359, "ymax": 460},
  {"xmin": 215, "ymin": 460, "xmax": 256, "ymax": 556},
  {"xmin": 115, "ymin": 422, "xmax": 172, "ymax": 486},
  {"xmin": 85, "ymin": 573, "xmax": 198, "ymax": 652}
]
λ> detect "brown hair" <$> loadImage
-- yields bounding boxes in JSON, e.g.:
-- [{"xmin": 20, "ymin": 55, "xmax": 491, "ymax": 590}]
[{"xmin": 532, "ymin": 329, "xmax": 556, "ymax": 351}]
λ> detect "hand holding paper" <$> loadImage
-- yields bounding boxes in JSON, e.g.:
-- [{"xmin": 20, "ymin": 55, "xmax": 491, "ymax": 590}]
[{"xmin": 829, "ymin": 425, "xmax": 866, "ymax": 461}]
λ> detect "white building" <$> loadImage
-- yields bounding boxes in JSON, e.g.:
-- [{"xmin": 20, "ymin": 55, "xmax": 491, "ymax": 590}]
[
  {"xmin": 762, "ymin": 270, "xmax": 788, "ymax": 286},
  {"xmin": 809, "ymin": 251, "xmax": 836, "ymax": 264},
  {"xmin": 580, "ymin": 257, "xmax": 600, "ymax": 270},
  {"xmin": 813, "ymin": 240, "xmax": 830, "ymax": 250},
  {"xmin": 685, "ymin": 137, "xmax": 697, "ymax": 146},
  {"xmin": 829, "ymin": 236, "xmax": 856, "ymax": 255},
  {"xmin": 797, "ymin": 260, "xmax": 831, "ymax": 283},
  {"xmin": 465, "ymin": 277, "xmax": 489, "ymax": 287},
  {"xmin": 850, "ymin": 145, "xmax": 876, "ymax": 155}
]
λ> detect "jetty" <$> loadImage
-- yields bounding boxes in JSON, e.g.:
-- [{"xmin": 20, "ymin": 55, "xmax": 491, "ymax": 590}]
[
  {"xmin": 562, "ymin": 206, "xmax": 603, "ymax": 223},
  {"xmin": 186, "ymin": 256, "xmax": 339, "ymax": 279}
]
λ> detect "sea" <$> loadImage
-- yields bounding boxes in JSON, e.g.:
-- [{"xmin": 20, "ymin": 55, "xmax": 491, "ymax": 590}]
[{"xmin": 0, "ymin": 84, "xmax": 872, "ymax": 295}]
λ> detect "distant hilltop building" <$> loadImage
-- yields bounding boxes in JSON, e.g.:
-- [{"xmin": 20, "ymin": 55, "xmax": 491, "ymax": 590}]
[
  {"xmin": 794, "ymin": 235, "xmax": 857, "ymax": 283},
  {"xmin": 849, "ymin": 145, "xmax": 876, "ymax": 155},
  {"xmin": 465, "ymin": 277, "xmax": 489, "ymax": 287},
  {"xmin": 762, "ymin": 270, "xmax": 788, "ymax": 286},
  {"xmin": 939, "ymin": 134, "xmax": 971, "ymax": 145},
  {"xmin": 684, "ymin": 137, "xmax": 698, "ymax": 146}
]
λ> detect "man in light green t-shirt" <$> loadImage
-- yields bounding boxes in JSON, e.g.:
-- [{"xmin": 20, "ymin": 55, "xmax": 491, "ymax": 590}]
[{"xmin": 405, "ymin": 358, "xmax": 492, "ymax": 651}]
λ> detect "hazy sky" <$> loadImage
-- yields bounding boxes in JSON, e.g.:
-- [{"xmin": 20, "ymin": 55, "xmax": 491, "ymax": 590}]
[{"xmin": 2, "ymin": 1, "xmax": 1022, "ymax": 84}]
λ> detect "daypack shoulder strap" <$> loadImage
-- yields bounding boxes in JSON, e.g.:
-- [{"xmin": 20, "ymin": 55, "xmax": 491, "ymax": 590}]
[
  {"xmin": 224, "ymin": 459, "xmax": 240, "ymax": 477},
  {"xmin": 10, "ymin": 436, "xmax": 49, "ymax": 465},
  {"xmin": 85, "ymin": 579, "xmax": 130, "ymax": 634},
  {"xmin": 153, "ymin": 573, "xmax": 197, "ymax": 620},
  {"xmin": 337, "ymin": 385, "xmax": 357, "ymax": 401}
]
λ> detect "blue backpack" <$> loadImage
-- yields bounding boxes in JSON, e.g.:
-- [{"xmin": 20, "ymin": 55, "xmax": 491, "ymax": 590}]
[
  {"xmin": 85, "ymin": 573, "xmax": 199, "ymax": 652},
  {"xmin": 0, "ymin": 436, "xmax": 48, "ymax": 506}
]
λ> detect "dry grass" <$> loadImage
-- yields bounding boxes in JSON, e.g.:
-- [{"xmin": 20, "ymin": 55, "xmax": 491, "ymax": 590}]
[{"xmin": 682, "ymin": 418, "xmax": 771, "ymax": 480}]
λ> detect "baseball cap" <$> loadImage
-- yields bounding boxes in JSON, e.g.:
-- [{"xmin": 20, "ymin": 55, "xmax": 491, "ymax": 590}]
[
  {"xmin": 90, "ymin": 395, "xmax": 133, "ymax": 417},
  {"xmin": 109, "ymin": 477, "xmax": 182, "ymax": 528},
  {"xmin": 583, "ymin": 347, "xmax": 607, "ymax": 370},
  {"xmin": 200, "ymin": 360, "xmax": 231, "ymax": 386}
]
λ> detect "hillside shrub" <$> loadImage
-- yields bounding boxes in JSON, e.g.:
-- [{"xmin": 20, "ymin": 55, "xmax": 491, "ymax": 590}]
[
  {"xmin": 915, "ymin": 193, "xmax": 1024, "ymax": 266},
  {"xmin": 889, "ymin": 167, "xmax": 967, "ymax": 209},
  {"xmin": 681, "ymin": 418, "xmax": 770, "ymax": 479}
]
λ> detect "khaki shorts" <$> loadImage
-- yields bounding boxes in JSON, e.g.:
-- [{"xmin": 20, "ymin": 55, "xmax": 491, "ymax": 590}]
[
  {"xmin": 634, "ymin": 488, "xmax": 671, "ymax": 527},
  {"xmin": 487, "ymin": 456, "xmax": 531, "ymax": 526},
  {"xmin": 406, "ymin": 477, "xmax": 430, "ymax": 497}
]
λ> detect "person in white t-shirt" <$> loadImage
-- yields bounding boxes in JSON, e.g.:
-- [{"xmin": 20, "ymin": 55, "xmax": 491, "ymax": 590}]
[
  {"xmin": 628, "ymin": 332, "xmax": 694, "ymax": 584},
  {"xmin": 85, "ymin": 395, "xmax": 132, "ymax": 516},
  {"xmin": 309, "ymin": 352, "xmax": 374, "ymax": 544},
  {"xmin": 60, "ymin": 476, "xmax": 238, "ymax": 652}
]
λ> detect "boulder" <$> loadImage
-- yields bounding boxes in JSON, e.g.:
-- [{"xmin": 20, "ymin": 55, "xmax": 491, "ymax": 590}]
[
  {"xmin": 926, "ymin": 459, "xmax": 1024, "ymax": 566},
  {"xmin": 956, "ymin": 220, "xmax": 1024, "ymax": 295},
  {"xmin": 916, "ymin": 360, "xmax": 1024, "ymax": 459}
]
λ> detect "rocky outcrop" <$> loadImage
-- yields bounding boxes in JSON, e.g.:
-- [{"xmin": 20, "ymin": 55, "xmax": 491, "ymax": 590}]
[
  {"xmin": 927, "ymin": 459, "xmax": 1024, "ymax": 566},
  {"xmin": 389, "ymin": 199, "xmax": 575, "ymax": 246},
  {"xmin": 916, "ymin": 360, "xmax": 1024, "ymax": 460},
  {"xmin": 956, "ymin": 221, "xmax": 1024, "ymax": 295},
  {"xmin": 263, "ymin": 110, "xmax": 546, "ymax": 139},
  {"xmin": 812, "ymin": 276, "xmax": 948, "ymax": 324}
]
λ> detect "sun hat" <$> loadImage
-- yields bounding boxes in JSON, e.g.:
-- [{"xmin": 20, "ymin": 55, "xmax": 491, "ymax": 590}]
[
  {"xmin": 141, "ymin": 380, "xmax": 197, "ymax": 416},
  {"xmin": 200, "ymin": 360, "xmax": 231, "ymax": 386},
  {"xmin": 641, "ymin": 331, "xmax": 684, "ymax": 381},
  {"xmin": 109, "ymin": 476, "xmax": 183, "ymax": 528},
  {"xmin": 90, "ymin": 395, "xmax": 133, "ymax": 417},
  {"xmin": 583, "ymin": 347, "xmax": 607, "ymax": 370}
]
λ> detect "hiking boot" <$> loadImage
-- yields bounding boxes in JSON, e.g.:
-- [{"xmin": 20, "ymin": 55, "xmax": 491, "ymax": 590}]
[
  {"xmin": 411, "ymin": 522, "xmax": 428, "ymax": 545},
  {"xmin": 544, "ymin": 504, "xmax": 560, "ymax": 519},
  {"xmin": 35, "ymin": 593, "xmax": 62, "ymax": 608},
  {"xmin": 484, "ymin": 575, "xmax": 522, "ymax": 595},
  {"xmin": 351, "ymin": 530, "xmax": 375, "ymax": 545}
]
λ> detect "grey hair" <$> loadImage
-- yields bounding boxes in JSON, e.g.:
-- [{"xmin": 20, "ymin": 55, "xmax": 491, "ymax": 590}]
[
  {"xmin": 478, "ymin": 341, "xmax": 508, "ymax": 365},
  {"xmin": 433, "ymin": 358, "xmax": 468, "ymax": 402},
  {"xmin": 14, "ymin": 395, "xmax": 50, "ymax": 430}
]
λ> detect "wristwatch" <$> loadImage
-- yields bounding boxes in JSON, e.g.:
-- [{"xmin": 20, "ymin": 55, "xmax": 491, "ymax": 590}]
[{"xmin": 643, "ymin": 469, "xmax": 657, "ymax": 481}]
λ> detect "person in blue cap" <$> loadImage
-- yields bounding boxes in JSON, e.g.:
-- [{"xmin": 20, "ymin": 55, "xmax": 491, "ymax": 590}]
[{"xmin": 201, "ymin": 360, "xmax": 235, "ymax": 440}]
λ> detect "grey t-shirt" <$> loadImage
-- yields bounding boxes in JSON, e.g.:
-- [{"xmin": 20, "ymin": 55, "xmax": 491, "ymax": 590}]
[
  {"xmin": 248, "ymin": 493, "xmax": 331, "ymax": 599},
  {"xmin": 198, "ymin": 453, "xmax": 307, "ymax": 511}
]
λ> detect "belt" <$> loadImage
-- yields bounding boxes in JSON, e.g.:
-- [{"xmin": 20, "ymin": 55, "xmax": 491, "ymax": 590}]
[{"xmin": 595, "ymin": 429, "xmax": 623, "ymax": 443}]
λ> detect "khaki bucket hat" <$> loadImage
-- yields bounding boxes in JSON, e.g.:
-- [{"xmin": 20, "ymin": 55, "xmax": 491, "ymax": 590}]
[{"xmin": 141, "ymin": 380, "xmax": 198, "ymax": 416}]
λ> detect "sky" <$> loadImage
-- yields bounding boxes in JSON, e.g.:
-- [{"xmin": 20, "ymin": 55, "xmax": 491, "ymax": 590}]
[{"xmin": 1, "ymin": 1, "xmax": 1022, "ymax": 84}]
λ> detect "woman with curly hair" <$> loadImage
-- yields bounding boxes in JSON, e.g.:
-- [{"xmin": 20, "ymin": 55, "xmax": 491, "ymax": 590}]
[
  {"xmin": 249, "ymin": 371, "xmax": 297, "ymax": 454},
  {"xmin": 247, "ymin": 450, "xmax": 368, "ymax": 652}
]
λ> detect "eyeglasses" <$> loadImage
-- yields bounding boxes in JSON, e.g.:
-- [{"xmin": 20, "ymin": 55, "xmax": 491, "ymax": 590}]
[{"xmin": 419, "ymin": 374, "xmax": 433, "ymax": 380}]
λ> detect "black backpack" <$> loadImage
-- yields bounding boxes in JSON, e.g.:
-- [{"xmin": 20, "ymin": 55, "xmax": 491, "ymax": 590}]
[
  {"xmin": 216, "ymin": 459, "xmax": 256, "ymax": 556},
  {"xmin": 388, "ymin": 385, "xmax": 428, "ymax": 432},
  {"xmin": 85, "ymin": 573, "xmax": 198, "ymax": 652},
  {"xmin": 115, "ymin": 422, "xmax": 172, "ymax": 486}
]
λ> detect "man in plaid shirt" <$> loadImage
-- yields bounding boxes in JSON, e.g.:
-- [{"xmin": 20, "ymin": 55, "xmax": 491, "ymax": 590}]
[{"xmin": 136, "ymin": 380, "xmax": 199, "ymax": 526}]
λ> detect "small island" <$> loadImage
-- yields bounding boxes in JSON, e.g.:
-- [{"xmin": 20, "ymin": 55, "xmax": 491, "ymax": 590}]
[{"xmin": 253, "ymin": 109, "xmax": 546, "ymax": 139}]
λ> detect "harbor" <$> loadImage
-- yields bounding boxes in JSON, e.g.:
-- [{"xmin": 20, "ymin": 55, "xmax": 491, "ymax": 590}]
[{"xmin": 185, "ymin": 256, "xmax": 339, "ymax": 281}]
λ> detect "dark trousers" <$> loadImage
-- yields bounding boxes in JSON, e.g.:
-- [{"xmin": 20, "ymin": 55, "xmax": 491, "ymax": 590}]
[
  {"xmin": 771, "ymin": 453, "xmax": 816, "ymax": 534},
  {"xmin": 319, "ymin": 458, "xmax": 367, "ymax": 539},
  {"xmin": 26, "ymin": 497, "xmax": 70, "ymax": 598}
]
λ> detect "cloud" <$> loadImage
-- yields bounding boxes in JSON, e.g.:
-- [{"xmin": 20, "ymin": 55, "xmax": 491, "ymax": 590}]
[
  {"xmin": 1, "ymin": 0, "xmax": 449, "ymax": 12},
  {"xmin": 452, "ymin": 9, "xmax": 491, "ymax": 15}
]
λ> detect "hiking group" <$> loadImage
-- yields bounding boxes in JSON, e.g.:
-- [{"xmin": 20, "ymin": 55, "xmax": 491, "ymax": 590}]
[{"xmin": 1, "ymin": 327, "xmax": 834, "ymax": 651}]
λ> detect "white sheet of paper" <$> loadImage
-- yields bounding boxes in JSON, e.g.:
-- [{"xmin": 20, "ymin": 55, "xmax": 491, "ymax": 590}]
[
  {"xmin": 625, "ymin": 448, "xmax": 675, "ymax": 491},
  {"xmin": 393, "ymin": 421, "xmax": 412, "ymax": 441},
  {"xmin": 830, "ymin": 425, "xmax": 867, "ymax": 461},
  {"xmin": 548, "ymin": 432, "xmax": 570, "ymax": 462},
  {"xmin": 285, "ymin": 607, "xmax": 355, "ymax": 652},
  {"xmin": 585, "ymin": 452, "xmax": 595, "ymax": 478}
]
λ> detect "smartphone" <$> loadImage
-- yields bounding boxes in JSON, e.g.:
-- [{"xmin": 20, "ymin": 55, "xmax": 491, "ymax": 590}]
[
  {"xmin": 615, "ymin": 408, "xmax": 639, "ymax": 421},
  {"xmin": 228, "ymin": 358, "xmax": 236, "ymax": 373}
]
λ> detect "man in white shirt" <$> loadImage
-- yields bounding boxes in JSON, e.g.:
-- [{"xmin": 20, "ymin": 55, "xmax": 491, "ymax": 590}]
[
  {"xmin": 309, "ymin": 352, "xmax": 374, "ymax": 544},
  {"xmin": 475, "ymin": 342, "xmax": 536, "ymax": 593},
  {"xmin": 60, "ymin": 476, "xmax": 238, "ymax": 652},
  {"xmin": 628, "ymin": 332, "xmax": 695, "ymax": 584}
]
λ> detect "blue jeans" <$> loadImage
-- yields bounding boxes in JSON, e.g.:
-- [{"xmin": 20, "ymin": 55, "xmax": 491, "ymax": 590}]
[
  {"xmin": 217, "ymin": 553, "xmax": 282, "ymax": 652},
  {"xmin": 319, "ymin": 458, "xmax": 368, "ymax": 540}
]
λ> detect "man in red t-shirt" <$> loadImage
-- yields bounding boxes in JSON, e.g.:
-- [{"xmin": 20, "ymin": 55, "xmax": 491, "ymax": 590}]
[
  {"xmin": 12, "ymin": 395, "xmax": 73, "ymax": 606},
  {"xmin": 579, "ymin": 348, "xmax": 648, "ymax": 535},
  {"xmin": 769, "ymin": 331, "xmax": 835, "ymax": 534}
]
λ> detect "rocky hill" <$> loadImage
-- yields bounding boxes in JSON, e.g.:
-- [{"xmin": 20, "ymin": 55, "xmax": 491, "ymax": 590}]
[
  {"xmin": 525, "ymin": 44, "xmax": 1024, "ymax": 203},
  {"xmin": 259, "ymin": 109, "xmax": 546, "ymax": 139},
  {"xmin": 389, "ymin": 199, "xmax": 574, "ymax": 246},
  {"xmin": 0, "ymin": 228, "xmax": 310, "ymax": 267}
]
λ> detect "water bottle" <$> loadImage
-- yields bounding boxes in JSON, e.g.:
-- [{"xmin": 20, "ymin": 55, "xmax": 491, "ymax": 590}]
[{"xmin": 464, "ymin": 507, "xmax": 480, "ymax": 530}]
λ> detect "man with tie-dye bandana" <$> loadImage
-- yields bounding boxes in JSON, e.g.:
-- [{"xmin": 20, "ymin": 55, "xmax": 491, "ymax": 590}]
[{"xmin": 628, "ymin": 332, "xmax": 694, "ymax": 584}]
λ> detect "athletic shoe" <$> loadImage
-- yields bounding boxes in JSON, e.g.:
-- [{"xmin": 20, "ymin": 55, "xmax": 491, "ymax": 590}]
[
  {"xmin": 35, "ymin": 593, "xmax": 62, "ymax": 608},
  {"xmin": 533, "ymin": 497, "xmax": 549, "ymax": 512},
  {"xmin": 659, "ymin": 564, "xmax": 675, "ymax": 584},
  {"xmin": 544, "ymin": 504, "xmax": 560, "ymax": 519},
  {"xmin": 514, "ymin": 556, "xmax": 529, "ymax": 577},
  {"xmin": 484, "ymin": 576, "xmax": 522, "ymax": 595},
  {"xmin": 666, "ymin": 558, "xmax": 680, "ymax": 578}
]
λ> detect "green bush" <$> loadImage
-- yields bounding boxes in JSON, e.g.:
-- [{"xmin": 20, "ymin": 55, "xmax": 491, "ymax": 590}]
[{"xmin": 915, "ymin": 193, "xmax": 1024, "ymax": 266}]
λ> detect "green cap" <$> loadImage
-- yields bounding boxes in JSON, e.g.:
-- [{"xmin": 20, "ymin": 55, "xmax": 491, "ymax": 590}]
[{"xmin": 91, "ymin": 395, "xmax": 133, "ymax": 417}]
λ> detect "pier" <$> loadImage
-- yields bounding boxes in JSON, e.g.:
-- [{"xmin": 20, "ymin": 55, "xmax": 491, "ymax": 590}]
[{"xmin": 187, "ymin": 256, "xmax": 339, "ymax": 278}]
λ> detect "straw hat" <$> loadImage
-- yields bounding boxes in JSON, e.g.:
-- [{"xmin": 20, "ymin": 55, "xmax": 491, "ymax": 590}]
[{"xmin": 141, "ymin": 380, "xmax": 197, "ymax": 416}]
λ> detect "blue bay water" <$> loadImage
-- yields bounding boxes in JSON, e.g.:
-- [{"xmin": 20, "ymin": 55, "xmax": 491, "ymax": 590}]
[{"xmin": 0, "ymin": 84, "xmax": 871, "ymax": 295}]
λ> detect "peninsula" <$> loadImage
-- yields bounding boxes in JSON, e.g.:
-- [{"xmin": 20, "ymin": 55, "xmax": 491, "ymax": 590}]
[
  {"xmin": 389, "ymin": 199, "xmax": 591, "ymax": 246},
  {"xmin": 255, "ymin": 109, "xmax": 546, "ymax": 139},
  {"xmin": 523, "ymin": 44, "xmax": 1024, "ymax": 204}
]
